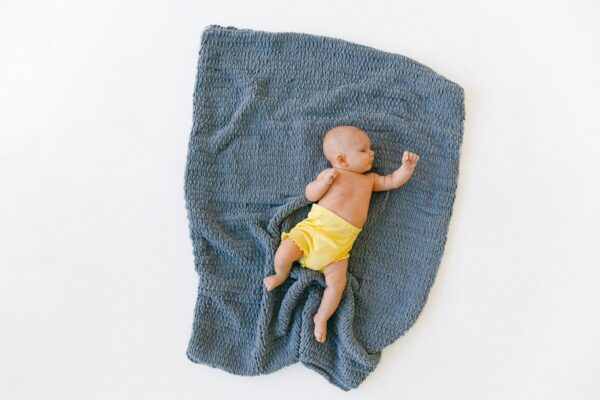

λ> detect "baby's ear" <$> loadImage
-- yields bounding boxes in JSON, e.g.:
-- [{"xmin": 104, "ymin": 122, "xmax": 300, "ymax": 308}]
[{"xmin": 335, "ymin": 153, "xmax": 347, "ymax": 166}]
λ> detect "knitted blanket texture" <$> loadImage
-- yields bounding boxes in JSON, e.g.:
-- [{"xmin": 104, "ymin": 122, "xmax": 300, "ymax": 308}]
[{"xmin": 184, "ymin": 25, "xmax": 465, "ymax": 390}]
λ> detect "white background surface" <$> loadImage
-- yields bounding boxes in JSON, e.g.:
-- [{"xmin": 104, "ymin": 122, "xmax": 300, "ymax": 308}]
[{"xmin": 1, "ymin": 1, "xmax": 599, "ymax": 398}]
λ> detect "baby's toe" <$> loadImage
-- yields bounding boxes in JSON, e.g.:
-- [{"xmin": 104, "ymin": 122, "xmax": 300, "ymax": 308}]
[
  {"xmin": 313, "ymin": 317, "xmax": 327, "ymax": 343},
  {"xmin": 263, "ymin": 276, "xmax": 276, "ymax": 291},
  {"xmin": 314, "ymin": 329, "xmax": 326, "ymax": 343}
]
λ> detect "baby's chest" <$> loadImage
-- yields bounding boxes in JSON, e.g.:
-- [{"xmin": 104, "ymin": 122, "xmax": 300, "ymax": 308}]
[{"xmin": 332, "ymin": 175, "xmax": 372, "ymax": 197}]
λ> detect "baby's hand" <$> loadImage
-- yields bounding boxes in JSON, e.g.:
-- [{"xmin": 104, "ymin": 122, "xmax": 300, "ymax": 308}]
[
  {"xmin": 323, "ymin": 169, "xmax": 338, "ymax": 185},
  {"xmin": 402, "ymin": 151, "xmax": 420, "ymax": 170}
]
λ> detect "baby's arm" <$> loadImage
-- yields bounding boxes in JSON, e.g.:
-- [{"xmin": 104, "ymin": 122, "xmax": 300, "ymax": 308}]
[
  {"xmin": 370, "ymin": 151, "xmax": 420, "ymax": 192},
  {"xmin": 305, "ymin": 168, "xmax": 337, "ymax": 201}
]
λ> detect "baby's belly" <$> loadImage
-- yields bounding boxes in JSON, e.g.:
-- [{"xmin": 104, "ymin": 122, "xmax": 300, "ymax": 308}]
[{"xmin": 317, "ymin": 192, "xmax": 371, "ymax": 229}]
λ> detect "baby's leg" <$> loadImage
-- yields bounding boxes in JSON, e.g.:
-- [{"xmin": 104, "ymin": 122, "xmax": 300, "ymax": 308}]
[
  {"xmin": 313, "ymin": 259, "xmax": 348, "ymax": 343},
  {"xmin": 263, "ymin": 238, "xmax": 303, "ymax": 291}
]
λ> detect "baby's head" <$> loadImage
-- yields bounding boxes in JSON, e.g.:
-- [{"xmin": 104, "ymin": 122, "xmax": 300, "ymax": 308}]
[{"xmin": 323, "ymin": 125, "xmax": 375, "ymax": 173}]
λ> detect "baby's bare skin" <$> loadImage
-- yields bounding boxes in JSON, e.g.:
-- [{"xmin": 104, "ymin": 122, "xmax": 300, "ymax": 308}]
[
  {"xmin": 308, "ymin": 125, "xmax": 420, "ymax": 228},
  {"xmin": 264, "ymin": 125, "xmax": 420, "ymax": 343},
  {"xmin": 315, "ymin": 169, "xmax": 373, "ymax": 229}
]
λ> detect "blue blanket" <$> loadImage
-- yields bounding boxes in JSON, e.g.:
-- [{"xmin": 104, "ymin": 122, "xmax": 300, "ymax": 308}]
[{"xmin": 184, "ymin": 25, "xmax": 465, "ymax": 390}]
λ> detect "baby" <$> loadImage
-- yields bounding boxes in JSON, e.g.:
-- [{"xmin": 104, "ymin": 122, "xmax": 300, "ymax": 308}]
[{"xmin": 263, "ymin": 125, "xmax": 420, "ymax": 343}]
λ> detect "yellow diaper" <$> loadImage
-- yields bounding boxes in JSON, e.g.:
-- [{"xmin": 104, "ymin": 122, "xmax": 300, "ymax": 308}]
[{"xmin": 281, "ymin": 203, "xmax": 362, "ymax": 272}]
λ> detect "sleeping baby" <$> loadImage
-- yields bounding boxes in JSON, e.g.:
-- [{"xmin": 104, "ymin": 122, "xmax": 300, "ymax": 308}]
[{"xmin": 263, "ymin": 125, "xmax": 420, "ymax": 343}]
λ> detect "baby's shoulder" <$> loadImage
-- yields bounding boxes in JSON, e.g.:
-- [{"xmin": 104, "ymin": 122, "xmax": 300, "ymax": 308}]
[{"xmin": 364, "ymin": 171, "xmax": 378, "ymax": 186}]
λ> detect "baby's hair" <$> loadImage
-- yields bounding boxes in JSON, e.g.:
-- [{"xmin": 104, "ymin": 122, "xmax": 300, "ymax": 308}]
[{"xmin": 322, "ymin": 125, "xmax": 368, "ymax": 163}]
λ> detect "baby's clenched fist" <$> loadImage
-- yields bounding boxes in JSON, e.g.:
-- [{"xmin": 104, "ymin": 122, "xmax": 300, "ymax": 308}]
[
  {"xmin": 402, "ymin": 151, "xmax": 420, "ymax": 169},
  {"xmin": 324, "ymin": 169, "xmax": 338, "ymax": 185}
]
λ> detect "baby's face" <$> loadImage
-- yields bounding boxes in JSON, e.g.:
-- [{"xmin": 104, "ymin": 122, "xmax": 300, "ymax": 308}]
[{"xmin": 343, "ymin": 132, "xmax": 375, "ymax": 173}]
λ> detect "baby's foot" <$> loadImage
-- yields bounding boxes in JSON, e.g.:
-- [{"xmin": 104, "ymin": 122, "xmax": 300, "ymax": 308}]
[
  {"xmin": 313, "ymin": 313, "xmax": 327, "ymax": 343},
  {"xmin": 263, "ymin": 274, "xmax": 287, "ymax": 291}
]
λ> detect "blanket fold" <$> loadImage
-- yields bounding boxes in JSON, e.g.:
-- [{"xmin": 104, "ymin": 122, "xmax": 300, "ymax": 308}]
[{"xmin": 184, "ymin": 24, "xmax": 465, "ymax": 390}]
